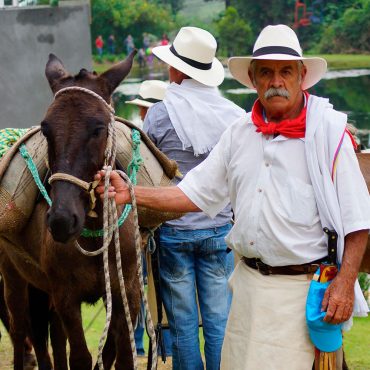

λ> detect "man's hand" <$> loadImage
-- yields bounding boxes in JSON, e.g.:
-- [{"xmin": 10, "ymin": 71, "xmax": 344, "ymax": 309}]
[
  {"xmin": 321, "ymin": 229, "xmax": 369, "ymax": 324},
  {"xmin": 321, "ymin": 274, "xmax": 354, "ymax": 324},
  {"xmin": 94, "ymin": 170, "xmax": 131, "ymax": 205}
]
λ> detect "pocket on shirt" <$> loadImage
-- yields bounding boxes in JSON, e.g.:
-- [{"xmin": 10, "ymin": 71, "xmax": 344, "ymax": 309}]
[{"xmin": 279, "ymin": 177, "xmax": 319, "ymax": 227}]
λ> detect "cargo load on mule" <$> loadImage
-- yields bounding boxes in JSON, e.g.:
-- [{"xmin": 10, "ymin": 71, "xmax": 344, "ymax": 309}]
[{"xmin": 0, "ymin": 118, "xmax": 181, "ymax": 235}]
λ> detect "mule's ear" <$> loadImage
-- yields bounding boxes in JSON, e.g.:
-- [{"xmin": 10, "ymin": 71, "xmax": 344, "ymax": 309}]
[
  {"xmin": 100, "ymin": 50, "xmax": 137, "ymax": 94},
  {"xmin": 45, "ymin": 54, "xmax": 69, "ymax": 92}
]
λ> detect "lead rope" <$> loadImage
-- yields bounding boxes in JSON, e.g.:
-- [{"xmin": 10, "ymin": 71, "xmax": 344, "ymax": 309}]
[{"xmin": 52, "ymin": 86, "xmax": 157, "ymax": 369}]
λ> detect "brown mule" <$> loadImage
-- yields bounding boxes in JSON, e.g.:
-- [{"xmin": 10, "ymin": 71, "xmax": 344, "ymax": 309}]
[{"xmin": 0, "ymin": 51, "xmax": 142, "ymax": 370}]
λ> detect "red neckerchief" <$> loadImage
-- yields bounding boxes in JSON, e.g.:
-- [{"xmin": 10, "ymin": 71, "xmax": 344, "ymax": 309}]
[{"xmin": 251, "ymin": 92, "xmax": 309, "ymax": 138}]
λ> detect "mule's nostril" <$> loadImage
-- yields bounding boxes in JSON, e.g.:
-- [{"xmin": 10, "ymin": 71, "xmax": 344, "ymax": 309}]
[{"xmin": 71, "ymin": 213, "xmax": 79, "ymax": 230}]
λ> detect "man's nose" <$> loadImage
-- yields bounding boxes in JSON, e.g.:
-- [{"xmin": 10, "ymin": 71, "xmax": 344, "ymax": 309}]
[{"xmin": 270, "ymin": 72, "xmax": 283, "ymax": 88}]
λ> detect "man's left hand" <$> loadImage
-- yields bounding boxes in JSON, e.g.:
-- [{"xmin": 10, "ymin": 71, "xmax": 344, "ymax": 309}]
[{"xmin": 321, "ymin": 274, "xmax": 354, "ymax": 324}]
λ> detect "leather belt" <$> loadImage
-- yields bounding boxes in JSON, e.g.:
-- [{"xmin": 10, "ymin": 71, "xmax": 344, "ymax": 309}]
[{"xmin": 242, "ymin": 257, "xmax": 327, "ymax": 276}]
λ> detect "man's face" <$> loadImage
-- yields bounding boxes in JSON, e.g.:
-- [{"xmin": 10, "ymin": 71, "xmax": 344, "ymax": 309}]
[
  {"xmin": 249, "ymin": 60, "xmax": 307, "ymax": 120},
  {"xmin": 139, "ymin": 106, "xmax": 148, "ymax": 121}
]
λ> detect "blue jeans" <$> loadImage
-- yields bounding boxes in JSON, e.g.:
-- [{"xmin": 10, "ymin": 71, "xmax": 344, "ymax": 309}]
[{"xmin": 159, "ymin": 224, "xmax": 233, "ymax": 370}]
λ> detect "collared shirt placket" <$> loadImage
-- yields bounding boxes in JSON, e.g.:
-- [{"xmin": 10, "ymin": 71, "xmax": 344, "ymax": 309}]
[{"xmin": 246, "ymin": 136, "xmax": 278, "ymax": 259}]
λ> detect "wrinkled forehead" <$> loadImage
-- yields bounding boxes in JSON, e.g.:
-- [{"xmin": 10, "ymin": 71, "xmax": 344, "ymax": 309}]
[{"xmin": 252, "ymin": 59, "xmax": 301, "ymax": 71}]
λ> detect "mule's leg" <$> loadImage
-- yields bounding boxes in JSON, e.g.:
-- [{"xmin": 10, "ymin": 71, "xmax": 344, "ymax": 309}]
[
  {"xmin": 54, "ymin": 298, "xmax": 92, "ymax": 370},
  {"xmin": 28, "ymin": 285, "xmax": 53, "ymax": 370},
  {"xmin": 49, "ymin": 309, "xmax": 68, "ymax": 370},
  {"xmin": 92, "ymin": 325, "xmax": 116, "ymax": 370},
  {"xmin": 2, "ymin": 269, "xmax": 30, "ymax": 370},
  {"xmin": 112, "ymin": 286, "xmax": 141, "ymax": 370}
]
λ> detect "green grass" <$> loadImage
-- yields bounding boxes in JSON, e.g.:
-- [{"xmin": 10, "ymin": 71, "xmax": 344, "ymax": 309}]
[
  {"xmin": 311, "ymin": 54, "xmax": 370, "ymax": 70},
  {"xmin": 344, "ymin": 315, "xmax": 370, "ymax": 369}
]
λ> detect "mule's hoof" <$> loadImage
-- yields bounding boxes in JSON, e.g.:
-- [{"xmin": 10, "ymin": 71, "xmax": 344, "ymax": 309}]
[{"xmin": 24, "ymin": 352, "xmax": 37, "ymax": 369}]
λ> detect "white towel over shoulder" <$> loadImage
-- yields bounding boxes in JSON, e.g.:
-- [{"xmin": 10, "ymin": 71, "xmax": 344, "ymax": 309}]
[{"xmin": 164, "ymin": 79, "xmax": 246, "ymax": 156}]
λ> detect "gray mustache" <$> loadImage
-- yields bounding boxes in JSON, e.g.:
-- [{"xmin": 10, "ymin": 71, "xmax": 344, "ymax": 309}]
[{"xmin": 264, "ymin": 88, "xmax": 290, "ymax": 99}]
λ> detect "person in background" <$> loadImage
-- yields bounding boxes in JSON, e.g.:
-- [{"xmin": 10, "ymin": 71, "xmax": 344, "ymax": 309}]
[
  {"xmin": 138, "ymin": 27, "xmax": 245, "ymax": 370},
  {"xmin": 95, "ymin": 35, "xmax": 104, "ymax": 57},
  {"xmin": 124, "ymin": 34, "xmax": 135, "ymax": 55},
  {"xmin": 96, "ymin": 25, "xmax": 370, "ymax": 370},
  {"xmin": 107, "ymin": 34, "xmax": 115, "ymax": 55},
  {"xmin": 126, "ymin": 79, "xmax": 173, "ymax": 357},
  {"xmin": 160, "ymin": 33, "xmax": 169, "ymax": 46}
]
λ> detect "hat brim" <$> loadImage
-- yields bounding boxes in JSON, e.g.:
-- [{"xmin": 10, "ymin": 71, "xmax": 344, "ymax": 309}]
[
  {"xmin": 308, "ymin": 325, "xmax": 343, "ymax": 352},
  {"xmin": 228, "ymin": 55, "xmax": 327, "ymax": 90},
  {"xmin": 152, "ymin": 45, "xmax": 224, "ymax": 87},
  {"xmin": 125, "ymin": 98, "xmax": 153, "ymax": 108}
]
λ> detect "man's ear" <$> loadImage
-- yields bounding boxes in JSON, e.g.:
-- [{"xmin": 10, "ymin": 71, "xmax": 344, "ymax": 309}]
[
  {"xmin": 300, "ymin": 63, "xmax": 307, "ymax": 86},
  {"xmin": 100, "ymin": 50, "xmax": 137, "ymax": 95},
  {"xmin": 45, "ymin": 54, "xmax": 70, "ymax": 93}
]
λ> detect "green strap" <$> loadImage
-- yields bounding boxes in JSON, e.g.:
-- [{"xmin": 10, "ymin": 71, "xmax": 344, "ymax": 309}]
[{"xmin": 19, "ymin": 129, "xmax": 142, "ymax": 238}]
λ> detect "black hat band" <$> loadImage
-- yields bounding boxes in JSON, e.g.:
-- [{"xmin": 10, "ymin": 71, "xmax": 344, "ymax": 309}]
[
  {"xmin": 253, "ymin": 46, "xmax": 301, "ymax": 58},
  {"xmin": 170, "ymin": 45, "xmax": 213, "ymax": 71}
]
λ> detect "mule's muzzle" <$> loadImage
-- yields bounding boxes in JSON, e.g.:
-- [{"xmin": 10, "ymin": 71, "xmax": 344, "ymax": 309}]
[{"xmin": 47, "ymin": 208, "xmax": 82, "ymax": 243}]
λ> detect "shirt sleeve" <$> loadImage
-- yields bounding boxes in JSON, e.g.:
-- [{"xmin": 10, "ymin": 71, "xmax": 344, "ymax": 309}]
[
  {"xmin": 335, "ymin": 133, "xmax": 370, "ymax": 235},
  {"xmin": 178, "ymin": 127, "xmax": 232, "ymax": 218}
]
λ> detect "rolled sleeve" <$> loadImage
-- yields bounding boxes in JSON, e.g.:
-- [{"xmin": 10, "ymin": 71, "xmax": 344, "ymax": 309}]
[{"xmin": 178, "ymin": 129, "xmax": 231, "ymax": 218}]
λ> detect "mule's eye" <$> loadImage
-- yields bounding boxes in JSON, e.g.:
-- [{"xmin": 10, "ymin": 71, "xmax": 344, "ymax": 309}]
[
  {"xmin": 91, "ymin": 126, "xmax": 105, "ymax": 138},
  {"xmin": 41, "ymin": 121, "xmax": 50, "ymax": 137}
]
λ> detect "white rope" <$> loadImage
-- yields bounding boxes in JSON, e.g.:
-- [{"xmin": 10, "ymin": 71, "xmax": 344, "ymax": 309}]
[{"xmin": 52, "ymin": 86, "xmax": 156, "ymax": 369}]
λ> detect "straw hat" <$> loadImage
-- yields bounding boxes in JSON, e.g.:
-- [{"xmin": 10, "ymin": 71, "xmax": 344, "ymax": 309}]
[
  {"xmin": 228, "ymin": 24, "xmax": 327, "ymax": 90},
  {"xmin": 152, "ymin": 26, "xmax": 224, "ymax": 87},
  {"xmin": 126, "ymin": 80, "xmax": 168, "ymax": 108}
]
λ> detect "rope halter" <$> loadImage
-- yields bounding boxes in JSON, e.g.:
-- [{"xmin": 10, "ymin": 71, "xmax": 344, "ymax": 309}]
[{"xmin": 50, "ymin": 86, "xmax": 116, "ymax": 217}]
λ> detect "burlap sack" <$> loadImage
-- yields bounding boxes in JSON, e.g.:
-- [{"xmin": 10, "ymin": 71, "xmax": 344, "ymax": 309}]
[{"xmin": 0, "ymin": 119, "xmax": 181, "ymax": 234}]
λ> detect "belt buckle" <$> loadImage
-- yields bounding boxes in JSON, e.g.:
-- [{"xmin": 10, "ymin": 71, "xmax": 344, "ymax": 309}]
[{"xmin": 255, "ymin": 260, "xmax": 270, "ymax": 275}]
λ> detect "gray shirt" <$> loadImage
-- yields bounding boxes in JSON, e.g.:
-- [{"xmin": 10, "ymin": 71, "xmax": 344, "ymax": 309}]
[{"xmin": 143, "ymin": 101, "xmax": 232, "ymax": 230}]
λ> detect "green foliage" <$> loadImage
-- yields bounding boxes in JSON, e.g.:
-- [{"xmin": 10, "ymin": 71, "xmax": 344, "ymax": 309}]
[
  {"xmin": 318, "ymin": 0, "xmax": 370, "ymax": 53},
  {"xmin": 358, "ymin": 272, "xmax": 370, "ymax": 294},
  {"xmin": 91, "ymin": 0, "xmax": 175, "ymax": 54},
  {"xmin": 229, "ymin": 0, "xmax": 296, "ymax": 35},
  {"xmin": 215, "ymin": 7, "xmax": 252, "ymax": 57}
]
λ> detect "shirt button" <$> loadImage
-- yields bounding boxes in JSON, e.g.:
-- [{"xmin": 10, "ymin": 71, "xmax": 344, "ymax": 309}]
[
  {"xmin": 265, "ymin": 162, "xmax": 270, "ymax": 167},
  {"xmin": 249, "ymin": 241, "xmax": 254, "ymax": 246},
  {"xmin": 257, "ymin": 188, "xmax": 262, "ymax": 192}
]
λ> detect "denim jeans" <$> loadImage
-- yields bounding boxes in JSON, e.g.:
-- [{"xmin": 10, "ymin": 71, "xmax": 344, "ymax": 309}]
[{"xmin": 159, "ymin": 224, "xmax": 233, "ymax": 370}]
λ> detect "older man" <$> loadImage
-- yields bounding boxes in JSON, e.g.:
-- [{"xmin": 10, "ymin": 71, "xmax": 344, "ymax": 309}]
[{"xmin": 96, "ymin": 25, "xmax": 370, "ymax": 369}]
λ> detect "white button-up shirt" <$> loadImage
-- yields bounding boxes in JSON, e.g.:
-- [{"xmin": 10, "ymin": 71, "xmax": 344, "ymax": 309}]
[{"xmin": 178, "ymin": 117, "xmax": 370, "ymax": 266}]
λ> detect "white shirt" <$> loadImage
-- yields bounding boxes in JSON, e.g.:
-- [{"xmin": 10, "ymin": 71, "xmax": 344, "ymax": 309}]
[{"xmin": 178, "ymin": 114, "xmax": 370, "ymax": 267}]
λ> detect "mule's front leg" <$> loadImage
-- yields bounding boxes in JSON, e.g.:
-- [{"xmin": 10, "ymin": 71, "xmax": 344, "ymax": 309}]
[{"xmin": 54, "ymin": 298, "xmax": 92, "ymax": 370}]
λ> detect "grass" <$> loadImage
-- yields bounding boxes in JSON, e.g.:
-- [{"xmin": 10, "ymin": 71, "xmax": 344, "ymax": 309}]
[{"xmin": 1, "ymin": 301, "xmax": 368, "ymax": 368}]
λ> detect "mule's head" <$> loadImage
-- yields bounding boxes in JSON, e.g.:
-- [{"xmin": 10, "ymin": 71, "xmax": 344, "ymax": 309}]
[{"xmin": 43, "ymin": 52, "xmax": 136, "ymax": 243}]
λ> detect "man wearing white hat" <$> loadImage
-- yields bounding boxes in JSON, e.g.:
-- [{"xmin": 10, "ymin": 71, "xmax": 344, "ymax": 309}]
[
  {"xmin": 126, "ymin": 80, "xmax": 168, "ymax": 122},
  {"xmin": 96, "ymin": 24, "xmax": 370, "ymax": 369},
  {"xmin": 141, "ymin": 26, "xmax": 246, "ymax": 370}
]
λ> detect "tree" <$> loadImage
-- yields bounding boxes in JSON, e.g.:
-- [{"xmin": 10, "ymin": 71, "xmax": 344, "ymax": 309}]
[
  {"xmin": 318, "ymin": 0, "xmax": 370, "ymax": 53},
  {"xmin": 91, "ymin": 0, "xmax": 175, "ymax": 54},
  {"xmin": 216, "ymin": 6, "xmax": 253, "ymax": 57}
]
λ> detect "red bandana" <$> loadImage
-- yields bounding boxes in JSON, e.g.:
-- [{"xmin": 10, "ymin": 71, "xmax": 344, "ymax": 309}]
[{"xmin": 251, "ymin": 92, "xmax": 309, "ymax": 138}]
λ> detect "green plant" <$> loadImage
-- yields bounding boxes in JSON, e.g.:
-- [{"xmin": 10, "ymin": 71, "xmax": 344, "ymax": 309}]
[{"xmin": 358, "ymin": 272, "xmax": 370, "ymax": 295}]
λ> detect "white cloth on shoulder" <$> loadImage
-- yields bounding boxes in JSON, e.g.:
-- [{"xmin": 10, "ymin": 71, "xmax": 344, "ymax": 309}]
[
  {"xmin": 305, "ymin": 94, "xmax": 369, "ymax": 329},
  {"xmin": 163, "ymin": 79, "xmax": 246, "ymax": 156}
]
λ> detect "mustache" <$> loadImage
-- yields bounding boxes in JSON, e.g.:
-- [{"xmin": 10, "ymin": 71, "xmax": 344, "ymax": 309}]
[{"xmin": 264, "ymin": 88, "xmax": 290, "ymax": 99}]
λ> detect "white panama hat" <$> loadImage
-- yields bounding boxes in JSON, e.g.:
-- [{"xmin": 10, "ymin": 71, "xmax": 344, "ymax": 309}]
[
  {"xmin": 152, "ymin": 26, "xmax": 224, "ymax": 87},
  {"xmin": 228, "ymin": 24, "xmax": 327, "ymax": 90},
  {"xmin": 126, "ymin": 80, "xmax": 168, "ymax": 108}
]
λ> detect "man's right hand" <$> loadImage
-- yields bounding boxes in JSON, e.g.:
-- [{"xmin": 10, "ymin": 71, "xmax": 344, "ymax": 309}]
[{"xmin": 94, "ymin": 170, "xmax": 131, "ymax": 205}]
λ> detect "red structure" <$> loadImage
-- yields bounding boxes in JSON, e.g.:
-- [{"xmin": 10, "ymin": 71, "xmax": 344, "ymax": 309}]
[{"xmin": 293, "ymin": 0, "xmax": 313, "ymax": 28}]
